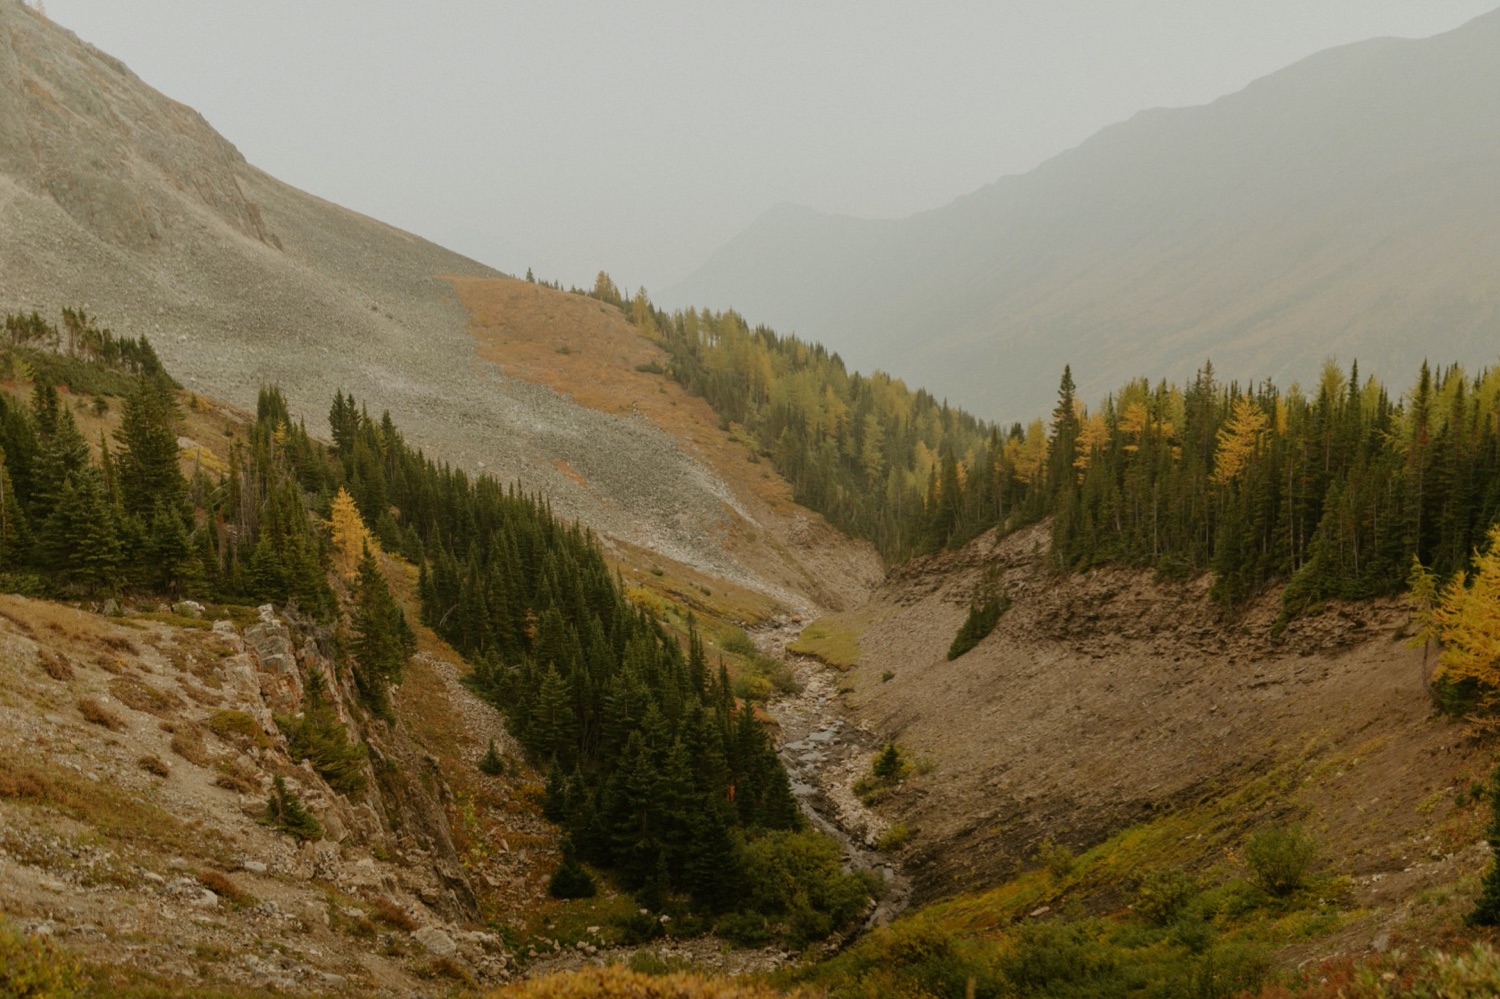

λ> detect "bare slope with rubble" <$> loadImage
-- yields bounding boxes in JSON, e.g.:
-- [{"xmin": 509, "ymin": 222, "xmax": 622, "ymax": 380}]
[
  {"xmin": 0, "ymin": 0, "xmax": 879, "ymax": 611},
  {"xmin": 810, "ymin": 522, "xmax": 1489, "ymax": 943},
  {"xmin": 0, "ymin": 590, "xmax": 545, "ymax": 995}
]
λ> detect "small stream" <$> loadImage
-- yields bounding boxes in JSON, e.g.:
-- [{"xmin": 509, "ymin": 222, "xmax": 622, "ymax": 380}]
[{"xmin": 755, "ymin": 623, "xmax": 913, "ymax": 938}]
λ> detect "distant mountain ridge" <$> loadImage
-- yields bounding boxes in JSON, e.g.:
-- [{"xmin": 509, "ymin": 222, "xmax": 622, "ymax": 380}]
[{"xmin": 667, "ymin": 9, "xmax": 1500, "ymax": 420}]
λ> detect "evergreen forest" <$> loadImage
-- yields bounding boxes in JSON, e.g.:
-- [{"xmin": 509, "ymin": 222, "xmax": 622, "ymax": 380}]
[
  {"xmin": 0, "ymin": 308, "xmax": 871, "ymax": 942},
  {"xmin": 607, "ymin": 285, "xmax": 1499, "ymax": 638}
]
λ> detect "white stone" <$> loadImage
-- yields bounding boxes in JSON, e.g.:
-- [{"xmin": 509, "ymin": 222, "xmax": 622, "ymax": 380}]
[{"xmin": 413, "ymin": 926, "xmax": 457, "ymax": 957}]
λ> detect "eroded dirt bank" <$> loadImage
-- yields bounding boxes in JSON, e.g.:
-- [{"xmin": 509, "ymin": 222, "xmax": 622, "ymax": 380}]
[{"xmin": 822, "ymin": 522, "xmax": 1488, "ymax": 925}]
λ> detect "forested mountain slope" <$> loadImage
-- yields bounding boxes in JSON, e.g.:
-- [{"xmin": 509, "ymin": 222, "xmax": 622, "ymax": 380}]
[{"xmin": 668, "ymin": 9, "xmax": 1500, "ymax": 421}]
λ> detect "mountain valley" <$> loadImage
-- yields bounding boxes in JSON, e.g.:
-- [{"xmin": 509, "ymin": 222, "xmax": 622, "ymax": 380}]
[{"xmin": 3, "ymin": 1, "xmax": 1500, "ymax": 997}]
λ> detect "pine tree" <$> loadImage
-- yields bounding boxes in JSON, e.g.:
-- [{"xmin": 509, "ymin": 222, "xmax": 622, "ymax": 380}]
[
  {"xmin": 39, "ymin": 469, "xmax": 120, "ymax": 592},
  {"xmin": 0, "ymin": 446, "xmax": 29, "ymax": 566},
  {"xmin": 265, "ymin": 775, "xmax": 322, "ymax": 840},
  {"xmin": 548, "ymin": 837, "xmax": 597, "ymax": 899},
  {"xmin": 351, "ymin": 544, "xmax": 413, "ymax": 717},
  {"xmin": 31, "ymin": 405, "xmax": 89, "ymax": 520},
  {"xmin": 114, "ymin": 378, "xmax": 186, "ymax": 519},
  {"xmin": 1470, "ymin": 762, "xmax": 1500, "ymax": 925},
  {"xmin": 479, "ymin": 738, "xmax": 506, "ymax": 776}
]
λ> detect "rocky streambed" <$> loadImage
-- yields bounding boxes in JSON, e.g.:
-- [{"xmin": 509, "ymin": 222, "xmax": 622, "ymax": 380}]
[{"xmin": 757, "ymin": 624, "xmax": 913, "ymax": 936}]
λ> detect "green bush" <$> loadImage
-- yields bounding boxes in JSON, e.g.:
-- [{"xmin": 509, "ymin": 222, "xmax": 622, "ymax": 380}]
[
  {"xmin": 1038, "ymin": 838, "xmax": 1076, "ymax": 881},
  {"xmin": 1135, "ymin": 867, "xmax": 1200, "ymax": 926},
  {"xmin": 719, "ymin": 627, "xmax": 759, "ymax": 657},
  {"xmin": 1244, "ymin": 824, "xmax": 1317, "ymax": 897},
  {"xmin": 0, "ymin": 919, "xmax": 84, "ymax": 997},
  {"xmin": 738, "ymin": 830, "xmax": 875, "ymax": 947},
  {"xmin": 999, "ymin": 919, "xmax": 1120, "ymax": 995},
  {"xmin": 715, "ymin": 911, "xmax": 773, "ymax": 947}
]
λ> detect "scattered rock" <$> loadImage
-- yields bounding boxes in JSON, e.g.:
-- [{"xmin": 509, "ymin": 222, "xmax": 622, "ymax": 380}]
[{"xmin": 413, "ymin": 927, "xmax": 457, "ymax": 958}]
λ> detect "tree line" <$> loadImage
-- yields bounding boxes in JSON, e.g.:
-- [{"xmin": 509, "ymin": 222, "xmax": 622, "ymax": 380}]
[{"xmin": 602, "ymin": 284, "xmax": 1498, "ymax": 632}]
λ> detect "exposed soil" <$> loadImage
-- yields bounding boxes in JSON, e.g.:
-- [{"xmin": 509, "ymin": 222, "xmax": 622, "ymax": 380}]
[
  {"xmin": 824, "ymin": 522, "xmax": 1491, "ymax": 945},
  {"xmin": 450, "ymin": 275, "xmax": 884, "ymax": 615},
  {"xmin": 0, "ymin": 593, "xmax": 553, "ymax": 995}
]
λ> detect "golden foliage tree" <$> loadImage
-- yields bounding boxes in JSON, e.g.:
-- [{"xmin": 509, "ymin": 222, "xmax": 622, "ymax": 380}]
[
  {"xmin": 1211, "ymin": 395, "xmax": 1269, "ymax": 487},
  {"xmin": 1429, "ymin": 524, "xmax": 1500, "ymax": 694},
  {"xmin": 327, "ymin": 486, "xmax": 374, "ymax": 581}
]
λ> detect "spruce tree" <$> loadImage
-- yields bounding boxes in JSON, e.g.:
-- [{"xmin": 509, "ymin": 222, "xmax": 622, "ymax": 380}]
[
  {"xmin": 31, "ymin": 406, "xmax": 89, "ymax": 520},
  {"xmin": 114, "ymin": 378, "xmax": 186, "ymax": 519},
  {"xmin": 352, "ymin": 544, "xmax": 414, "ymax": 716},
  {"xmin": 0, "ymin": 446, "xmax": 29, "ymax": 567},
  {"xmin": 1470, "ymin": 761, "xmax": 1500, "ymax": 925},
  {"xmin": 39, "ymin": 469, "xmax": 121, "ymax": 592}
]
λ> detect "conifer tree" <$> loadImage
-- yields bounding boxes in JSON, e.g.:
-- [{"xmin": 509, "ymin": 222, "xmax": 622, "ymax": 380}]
[
  {"xmin": 265, "ymin": 775, "xmax": 322, "ymax": 841},
  {"xmin": 329, "ymin": 486, "xmax": 373, "ymax": 580},
  {"xmin": 351, "ymin": 544, "xmax": 413, "ymax": 717},
  {"xmin": 114, "ymin": 378, "xmax": 186, "ymax": 519},
  {"xmin": 31, "ymin": 405, "xmax": 89, "ymax": 519},
  {"xmin": 39, "ymin": 469, "xmax": 120, "ymax": 592},
  {"xmin": 1470, "ymin": 762, "xmax": 1500, "ymax": 926},
  {"xmin": 0, "ymin": 446, "xmax": 29, "ymax": 566}
]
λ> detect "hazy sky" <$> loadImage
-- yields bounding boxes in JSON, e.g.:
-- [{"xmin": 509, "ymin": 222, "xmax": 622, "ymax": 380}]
[{"xmin": 42, "ymin": 1, "xmax": 1500, "ymax": 292}]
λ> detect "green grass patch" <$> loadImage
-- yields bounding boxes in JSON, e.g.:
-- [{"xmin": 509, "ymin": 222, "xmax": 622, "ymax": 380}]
[{"xmin": 788, "ymin": 617, "xmax": 863, "ymax": 669}]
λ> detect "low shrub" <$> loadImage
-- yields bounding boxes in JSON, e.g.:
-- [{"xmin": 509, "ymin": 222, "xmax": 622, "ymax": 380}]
[
  {"xmin": 137, "ymin": 754, "xmax": 171, "ymax": 778},
  {"xmin": 0, "ymin": 918, "xmax": 84, "ymax": 998},
  {"xmin": 1038, "ymin": 838, "xmax": 1076, "ymax": 881},
  {"xmin": 1135, "ymin": 867, "xmax": 1200, "ymax": 925},
  {"xmin": 77, "ymin": 698, "xmax": 125, "ymax": 731},
  {"xmin": 370, "ymin": 896, "xmax": 418, "ymax": 932},
  {"xmin": 877, "ymin": 822, "xmax": 912, "ymax": 851},
  {"xmin": 197, "ymin": 869, "xmax": 256, "ymax": 909},
  {"xmin": 1244, "ymin": 825, "xmax": 1317, "ymax": 897}
]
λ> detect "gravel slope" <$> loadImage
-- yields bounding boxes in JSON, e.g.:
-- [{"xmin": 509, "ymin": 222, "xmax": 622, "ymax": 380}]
[{"xmin": 0, "ymin": 1, "xmax": 875, "ymax": 606}]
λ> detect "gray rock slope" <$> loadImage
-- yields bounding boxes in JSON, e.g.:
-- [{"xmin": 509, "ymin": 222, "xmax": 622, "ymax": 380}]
[
  {"xmin": 667, "ymin": 9, "xmax": 1500, "ymax": 420},
  {"xmin": 0, "ymin": 0, "xmax": 810, "ymax": 596}
]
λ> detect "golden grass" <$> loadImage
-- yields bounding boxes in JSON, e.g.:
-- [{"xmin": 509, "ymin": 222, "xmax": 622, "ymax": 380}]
[
  {"xmin": 0, "ymin": 753, "xmax": 227, "ymax": 861},
  {"xmin": 77, "ymin": 697, "xmax": 126, "ymax": 730},
  {"xmin": 493, "ymin": 966, "xmax": 809, "ymax": 998},
  {"xmin": 788, "ymin": 617, "xmax": 864, "ymax": 669},
  {"xmin": 109, "ymin": 676, "xmax": 183, "ymax": 717}
]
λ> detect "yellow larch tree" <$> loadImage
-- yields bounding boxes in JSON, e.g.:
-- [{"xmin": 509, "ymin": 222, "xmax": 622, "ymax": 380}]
[
  {"xmin": 1073, "ymin": 410, "xmax": 1110, "ymax": 475},
  {"xmin": 328, "ymin": 486, "xmax": 376, "ymax": 581},
  {"xmin": 1430, "ymin": 524, "xmax": 1500, "ymax": 693},
  {"xmin": 1212, "ymin": 395, "xmax": 1270, "ymax": 487}
]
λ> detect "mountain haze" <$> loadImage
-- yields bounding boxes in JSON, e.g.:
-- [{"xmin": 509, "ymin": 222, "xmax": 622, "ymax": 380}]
[
  {"xmin": 0, "ymin": 0, "xmax": 876, "ymax": 606},
  {"xmin": 668, "ymin": 9, "xmax": 1500, "ymax": 420}
]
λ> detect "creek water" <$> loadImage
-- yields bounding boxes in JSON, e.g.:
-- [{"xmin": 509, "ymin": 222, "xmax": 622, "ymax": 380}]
[{"xmin": 756, "ymin": 623, "xmax": 913, "ymax": 939}]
